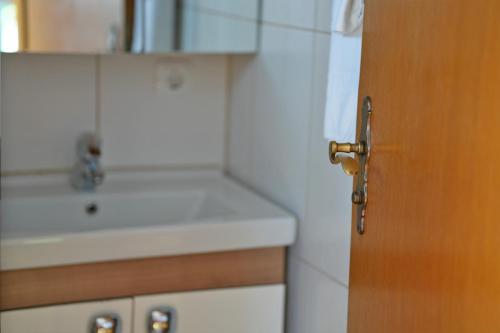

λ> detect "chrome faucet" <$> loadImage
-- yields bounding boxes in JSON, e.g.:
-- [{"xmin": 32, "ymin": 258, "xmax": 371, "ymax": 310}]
[{"xmin": 71, "ymin": 133, "xmax": 104, "ymax": 191}]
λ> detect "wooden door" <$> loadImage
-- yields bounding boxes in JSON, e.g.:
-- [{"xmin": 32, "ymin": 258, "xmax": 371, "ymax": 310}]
[{"xmin": 348, "ymin": 0, "xmax": 500, "ymax": 332}]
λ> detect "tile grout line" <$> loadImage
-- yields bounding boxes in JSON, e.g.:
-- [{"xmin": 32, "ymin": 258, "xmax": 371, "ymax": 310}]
[
  {"xmin": 301, "ymin": 3, "xmax": 321, "ymax": 235},
  {"xmin": 95, "ymin": 55, "xmax": 101, "ymax": 135},
  {"xmin": 291, "ymin": 252, "xmax": 349, "ymax": 289},
  {"xmin": 223, "ymin": 55, "xmax": 231, "ymax": 175},
  {"xmin": 186, "ymin": 5, "xmax": 260, "ymax": 24},
  {"xmin": 292, "ymin": 0, "xmax": 350, "ymax": 292},
  {"xmin": 0, "ymin": 164, "xmax": 223, "ymax": 177},
  {"xmin": 296, "ymin": 2, "xmax": 339, "ymax": 289},
  {"xmin": 130, "ymin": 296, "xmax": 135, "ymax": 332},
  {"xmin": 181, "ymin": 2, "xmax": 332, "ymax": 35},
  {"xmin": 261, "ymin": 20, "xmax": 331, "ymax": 35},
  {"xmin": 279, "ymin": 2, "xmax": 323, "ymax": 316}
]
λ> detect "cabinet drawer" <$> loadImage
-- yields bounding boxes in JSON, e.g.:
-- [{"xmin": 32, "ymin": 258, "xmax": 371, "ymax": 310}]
[
  {"xmin": 0, "ymin": 299, "xmax": 132, "ymax": 333},
  {"xmin": 134, "ymin": 285, "xmax": 285, "ymax": 333}
]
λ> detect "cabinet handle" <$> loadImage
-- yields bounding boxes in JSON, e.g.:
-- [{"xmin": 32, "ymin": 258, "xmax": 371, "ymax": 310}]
[
  {"xmin": 91, "ymin": 314, "xmax": 120, "ymax": 333},
  {"xmin": 149, "ymin": 307, "xmax": 177, "ymax": 333}
]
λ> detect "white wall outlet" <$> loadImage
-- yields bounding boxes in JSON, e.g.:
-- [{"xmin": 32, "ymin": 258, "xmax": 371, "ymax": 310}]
[{"xmin": 155, "ymin": 59, "xmax": 191, "ymax": 94}]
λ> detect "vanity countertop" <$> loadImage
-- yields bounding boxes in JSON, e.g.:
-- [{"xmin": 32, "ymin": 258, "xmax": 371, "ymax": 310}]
[{"xmin": 1, "ymin": 171, "xmax": 296, "ymax": 270}]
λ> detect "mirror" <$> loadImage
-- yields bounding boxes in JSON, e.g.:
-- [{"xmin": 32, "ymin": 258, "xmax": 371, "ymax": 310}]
[{"xmin": 0, "ymin": 0, "xmax": 260, "ymax": 54}]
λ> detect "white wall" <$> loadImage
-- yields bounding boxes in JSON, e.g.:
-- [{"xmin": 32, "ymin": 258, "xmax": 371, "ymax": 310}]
[
  {"xmin": 228, "ymin": 0, "xmax": 353, "ymax": 332},
  {"xmin": 1, "ymin": 54, "xmax": 226, "ymax": 174},
  {"xmin": 182, "ymin": 0, "xmax": 259, "ymax": 53}
]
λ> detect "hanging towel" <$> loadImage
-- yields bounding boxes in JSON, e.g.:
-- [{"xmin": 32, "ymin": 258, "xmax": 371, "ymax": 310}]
[
  {"xmin": 324, "ymin": 0, "xmax": 364, "ymax": 142},
  {"xmin": 334, "ymin": 0, "xmax": 364, "ymax": 34}
]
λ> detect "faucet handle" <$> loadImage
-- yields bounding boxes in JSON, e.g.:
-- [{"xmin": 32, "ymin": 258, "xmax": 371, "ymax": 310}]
[
  {"xmin": 77, "ymin": 133, "xmax": 102, "ymax": 160},
  {"xmin": 88, "ymin": 145, "xmax": 101, "ymax": 157}
]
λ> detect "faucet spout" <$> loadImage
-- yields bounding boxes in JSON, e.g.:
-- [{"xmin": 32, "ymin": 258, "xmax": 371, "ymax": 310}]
[{"xmin": 71, "ymin": 133, "xmax": 105, "ymax": 192}]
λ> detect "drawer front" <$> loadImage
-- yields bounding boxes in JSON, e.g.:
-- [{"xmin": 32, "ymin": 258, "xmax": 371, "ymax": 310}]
[
  {"xmin": 134, "ymin": 285, "xmax": 285, "ymax": 333},
  {"xmin": 0, "ymin": 299, "xmax": 132, "ymax": 333}
]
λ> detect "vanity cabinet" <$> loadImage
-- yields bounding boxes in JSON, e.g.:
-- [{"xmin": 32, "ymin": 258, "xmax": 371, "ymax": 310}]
[
  {"xmin": 0, "ymin": 299, "xmax": 133, "ymax": 333},
  {"xmin": 133, "ymin": 285, "xmax": 285, "ymax": 333},
  {"xmin": 0, "ymin": 285, "xmax": 285, "ymax": 333},
  {"xmin": 1, "ymin": 248, "xmax": 287, "ymax": 332}
]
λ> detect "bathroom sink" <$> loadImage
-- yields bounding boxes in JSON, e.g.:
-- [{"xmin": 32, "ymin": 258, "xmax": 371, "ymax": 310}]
[{"xmin": 0, "ymin": 171, "xmax": 296, "ymax": 270}]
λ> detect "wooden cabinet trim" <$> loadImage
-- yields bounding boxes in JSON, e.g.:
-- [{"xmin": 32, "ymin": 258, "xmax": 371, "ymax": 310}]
[{"xmin": 0, "ymin": 247, "xmax": 285, "ymax": 311}]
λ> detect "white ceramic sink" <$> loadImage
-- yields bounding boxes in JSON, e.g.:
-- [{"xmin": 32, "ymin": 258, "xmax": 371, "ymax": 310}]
[{"xmin": 1, "ymin": 171, "xmax": 296, "ymax": 270}]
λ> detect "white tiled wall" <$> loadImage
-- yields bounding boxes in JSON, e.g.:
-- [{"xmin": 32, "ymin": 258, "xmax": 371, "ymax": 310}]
[
  {"xmin": 315, "ymin": 0, "xmax": 334, "ymax": 32},
  {"xmin": 99, "ymin": 55, "xmax": 225, "ymax": 168},
  {"xmin": 287, "ymin": 256, "xmax": 348, "ymax": 333},
  {"xmin": 1, "ymin": 54, "xmax": 226, "ymax": 173},
  {"xmin": 296, "ymin": 32, "xmax": 352, "ymax": 285},
  {"xmin": 182, "ymin": 0, "xmax": 259, "ymax": 53},
  {"xmin": 262, "ymin": 0, "xmax": 316, "ymax": 29},
  {"xmin": 1, "ymin": 55, "xmax": 96, "ymax": 172},
  {"xmin": 229, "ymin": 24, "xmax": 314, "ymax": 220},
  {"xmin": 228, "ymin": 1, "xmax": 351, "ymax": 332}
]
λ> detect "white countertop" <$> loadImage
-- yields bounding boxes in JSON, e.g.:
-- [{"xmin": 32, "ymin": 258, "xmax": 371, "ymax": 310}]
[{"xmin": 1, "ymin": 171, "xmax": 296, "ymax": 270}]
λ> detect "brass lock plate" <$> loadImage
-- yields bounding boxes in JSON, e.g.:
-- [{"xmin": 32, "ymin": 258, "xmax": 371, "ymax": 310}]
[{"xmin": 353, "ymin": 96, "xmax": 373, "ymax": 235}]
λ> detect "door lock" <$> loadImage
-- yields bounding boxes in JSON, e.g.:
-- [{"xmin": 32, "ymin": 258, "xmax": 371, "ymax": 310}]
[{"xmin": 329, "ymin": 96, "xmax": 373, "ymax": 234}]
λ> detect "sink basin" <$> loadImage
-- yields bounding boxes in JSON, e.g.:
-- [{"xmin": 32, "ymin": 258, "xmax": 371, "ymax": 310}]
[
  {"xmin": 3, "ymin": 190, "xmax": 234, "ymax": 237},
  {"xmin": 1, "ymin": 171, "xmax": 296, "ymax": 270}
]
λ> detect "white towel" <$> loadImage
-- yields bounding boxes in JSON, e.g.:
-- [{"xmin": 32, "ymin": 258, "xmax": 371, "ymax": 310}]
[
  {"xmin": 334, "ymin": 0, "xmax": 364, "ymax": 34},
  {"xmin": 324, "ymin": 0, "xmax": 364, "ymax": 142}
]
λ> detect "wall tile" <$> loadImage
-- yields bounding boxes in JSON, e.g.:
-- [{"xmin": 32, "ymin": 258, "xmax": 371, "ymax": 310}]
[
  {"xmin": 185, "ymin": 0, "xmax": 259, "ymax": 20},
  {"xmin": 228, "ymin": 25, "xmax": 352, "ymax": 332},
  {"xmin": 316, "ymin": 0, "xmax": 334, "ymax": 32},
  {"xmin": 291, "ymin": 32, "xmax": 353, "ymax": 285},
  {"xmin": 250, "ymin": 25, "xmax": 314, "ymax": 219},
  {"xmin": 287, "ymin": 255, "xmax": 348, "ymax": 333},
  {"xmin": 182, "ymin": 10, "xmax": 258, "ymax": 53},
  {"xmin": 227, "ymin": 55, "xmax": 257, "ymax": 184},
  {"xmin": 262, "ymin": 0, "xmax": 316, "ymax": 30},
  {"xmin": 0, "ymin": 55, "xmax": 2, "ymax": 138},
  {"xmin": 99, "ymin": 54, "xmax": 226, "ymax": 168},
  {"xmin": 229, "ymin": 25, "xmax": 314, "ymax": 220},
  {"xmin": 1, "ymin": 54, "xmax": 96, "ymax": 172}
]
